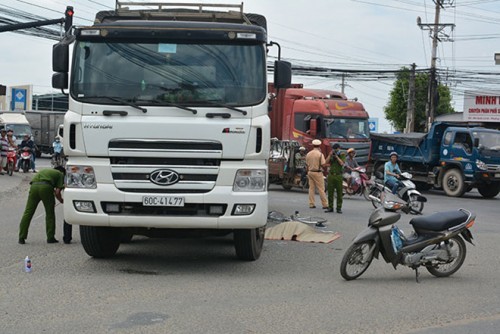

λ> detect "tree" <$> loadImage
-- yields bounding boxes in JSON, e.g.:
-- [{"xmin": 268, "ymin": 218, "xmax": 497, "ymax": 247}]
[{"xmin": 384, "ymin": 67, "xmax": 455, "ymax": 132}]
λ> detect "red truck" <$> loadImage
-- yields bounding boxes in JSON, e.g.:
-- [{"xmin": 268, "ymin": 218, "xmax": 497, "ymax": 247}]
[{"xmin": 268, "ymin": 83, "xmax": 371, "ymax": 189}]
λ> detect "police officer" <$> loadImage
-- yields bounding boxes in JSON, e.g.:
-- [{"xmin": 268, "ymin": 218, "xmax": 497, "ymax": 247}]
[
  {"xmin": 18, "ymin": 166, "xmax": 65, "ymax": 244},
  {"xmin": 325, "ymin": 143, "xmax": 345, "ymax": 213}
]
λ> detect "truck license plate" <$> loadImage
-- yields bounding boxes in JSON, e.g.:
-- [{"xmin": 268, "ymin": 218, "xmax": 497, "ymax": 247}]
[{"xmin": 142, "ymin": 196, "xmax": 185, "ymax": 207}]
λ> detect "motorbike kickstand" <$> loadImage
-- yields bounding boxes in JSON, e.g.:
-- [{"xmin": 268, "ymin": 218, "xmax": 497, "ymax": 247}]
[{"xmin": 413, "ymin": 267, "xmax": 420, "ymax": 283}]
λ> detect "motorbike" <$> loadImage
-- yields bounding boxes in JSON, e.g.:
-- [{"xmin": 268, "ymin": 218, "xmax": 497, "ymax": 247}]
[
  {"xmin": 343, "ymin": 166, "xmax": 373, "ymax": 200},
  {"xmin": 369, "ymin": 171, "xmax": 426, "ymax": 214},
  {"xmin": 6, "ymin": 147, "xmax": 17, "ymax": 176},
  {"xmin": 19, "ymin": 147, "xmax": 33, "ymax": 173},
  {"xmin": 340, "ymin": 199, "xmax": 476, "ymax": 282}
]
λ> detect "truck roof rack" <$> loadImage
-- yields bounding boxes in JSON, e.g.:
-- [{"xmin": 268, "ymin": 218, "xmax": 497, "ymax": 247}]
[{"xmin": 95, "ymin": 1, "xmax": 251, "ymax": 25}]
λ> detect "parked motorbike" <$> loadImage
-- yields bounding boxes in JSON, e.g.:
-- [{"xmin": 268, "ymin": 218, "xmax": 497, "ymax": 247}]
[
  {"xmin": 340, "ymin": 200, "xmax": 476, "ymax": 282},
  {"xmin": 369, "ymin": 171, "xmax": 426, "ymax": 214},
  {"xmin": 19, "ymin": 147, "xmax": 32, "ymax": 173},
  {"xmin": 6, "ymin": 147, "xmax": 17, "ymax": 176},
  {"xmin": 343, "ymin": 166, "xmax": 373, "ymax": 200}
]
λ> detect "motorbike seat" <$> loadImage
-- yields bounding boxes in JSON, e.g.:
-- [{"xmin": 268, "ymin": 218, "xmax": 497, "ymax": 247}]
[{"xmin": 410, "ymin": 210, "xmax": 468, "ymax": 231}]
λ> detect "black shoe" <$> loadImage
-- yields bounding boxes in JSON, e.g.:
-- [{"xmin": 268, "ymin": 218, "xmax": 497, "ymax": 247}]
[
  {"xmin": 47, "ymin": 238, "xmax": 59, "ymax": 244},
  {"xmin": 309, "ymin": 205, "xmax": 316, "ymax": 209},
  {"xmin": 324, "ymin": 208, "xmax": 333, "ymax": 212},
  {"xmin": 63, "ymin": 238, "xmax": 71, "ymax": 244},
  {"xmin": 336, "ymin": 209, "xmax": 343, "ymax": 214},
  {"xmin": 18, "ymin": 238, "xmax": 25, "ymax": 244}
]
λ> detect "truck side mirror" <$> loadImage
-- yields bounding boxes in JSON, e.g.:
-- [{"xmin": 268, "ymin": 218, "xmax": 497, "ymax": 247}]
[
  {"xmin": 274, "ymin": 60, "xmax": 292, "ymax": 89},
  {"xmin": 52, "ymin": 73, "xmax": 68, "ymax": 90},
  {"xmin": 52, "ymin": 43, "xmax": 69, "ymax": 73},
  {"xmin": 309, "ymin": 119, "xmax": 317, "ymax": 138}
]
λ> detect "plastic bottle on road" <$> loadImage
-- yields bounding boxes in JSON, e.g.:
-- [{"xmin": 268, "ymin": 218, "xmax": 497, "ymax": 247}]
[{"xmin": 24, "ymin": 256, "xmax": 32, "ymax": 273}]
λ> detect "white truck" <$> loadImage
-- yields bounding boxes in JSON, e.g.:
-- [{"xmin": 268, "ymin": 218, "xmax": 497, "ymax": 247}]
[
  {"xmin": 0, "ymin": 111, "xmax": 32, "ymax": 146},
  {"xmin": 51, "ymin": 1, "xmax": 291, "ymax": 260}
]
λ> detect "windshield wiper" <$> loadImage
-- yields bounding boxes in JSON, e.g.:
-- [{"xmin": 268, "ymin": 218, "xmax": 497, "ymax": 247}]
[
  {"xmin": 201, "ymin": 101, "xmax": 247, "ymax": 116},
  {"xmin": 82, "ymin": 96, "xmax": 147, "ymax": 113},
  {"xmin": 134, "ymin": 99, "xmax": 197, "ymax": 115}
]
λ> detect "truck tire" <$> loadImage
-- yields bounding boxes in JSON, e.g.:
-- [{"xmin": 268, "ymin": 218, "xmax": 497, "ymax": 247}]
[
  {"xmin": 442, "ymin": 169, "xmax": 465, "ymax": 197},
  {"xmin": 80, "ymin": 226, "xmax": 120, "ymax": 258},
  {"xmin": 477, "ymin": 183, "xmax": 500, "ymax": 198},
  {"xmin": 233, "ymin": 226, "xmax": 265, "ymax": 261}
]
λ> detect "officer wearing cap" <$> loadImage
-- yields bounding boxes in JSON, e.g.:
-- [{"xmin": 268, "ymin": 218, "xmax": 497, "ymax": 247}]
[
  {"xmin": 305, "ymin": 139, "xmax": 328, "ymax": 209},
  {"xmin": 384, "ymin": 151, "xmax": 402, "ymax": 194},
  {"xmin": 325, "ymin": 143, "xmax": 345, "ymax": 213}
]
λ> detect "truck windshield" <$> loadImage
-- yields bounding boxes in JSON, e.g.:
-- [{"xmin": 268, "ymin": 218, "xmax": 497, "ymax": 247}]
[
  {"xmin": 474, "ymin": 131, "xmax": 500, "ymax": 150},
  {"xmin": 5, "ymin": 124, "xmax": 31, "ymax": 138},
  {"xmin": 325, "ymin": 118, "xmax": 369, "ymax": 139},
  {"xmin": 71, "ymin": 41, "xmax": 266, "ymax": 107}
]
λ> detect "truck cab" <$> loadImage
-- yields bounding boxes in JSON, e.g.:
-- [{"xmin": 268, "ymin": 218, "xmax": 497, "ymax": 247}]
[
  {"xmin": 51, "ymin": 1, "xmax": 291, "ymax": 260},
  {"xmin": 268, "ymin": 84, "xmax": 371, "ymax": 165},
  {"xmin": 0, "ymin": 112, "xmax": 32, "ymax": 146}
]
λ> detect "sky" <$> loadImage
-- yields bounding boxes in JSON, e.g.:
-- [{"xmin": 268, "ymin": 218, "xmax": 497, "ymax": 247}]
[{"xmin": 2, "ymin": 0, "xmax": 500, "ymax": 132}]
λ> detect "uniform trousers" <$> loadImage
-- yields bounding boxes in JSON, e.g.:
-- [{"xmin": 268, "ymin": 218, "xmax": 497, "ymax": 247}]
[{"xmin": 19, "ymin": 184, "xmax": 56, "ymax": 240}]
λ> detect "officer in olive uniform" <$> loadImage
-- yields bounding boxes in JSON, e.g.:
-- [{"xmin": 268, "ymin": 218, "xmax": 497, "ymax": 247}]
[
  {"xmin": 18, "ymin": 166, "xmax": 65, "ymax": 244},
  {"xmin": 325, "ymin": 143, "xmax": 345, "ymax": 214}
]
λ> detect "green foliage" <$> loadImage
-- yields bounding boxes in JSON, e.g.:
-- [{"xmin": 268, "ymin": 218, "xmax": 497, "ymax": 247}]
[{"xmin": 384, "ymin": 67, "xmax": 455, "ymax": 132}]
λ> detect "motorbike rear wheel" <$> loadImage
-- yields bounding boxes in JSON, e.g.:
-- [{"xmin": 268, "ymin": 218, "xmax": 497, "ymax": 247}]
[
  {"xmin": 370, "ymin": 187, "xmax": 383, "ymax": 209},
  {"xmin": 426, "ymin": 236, "xmax": 466, "ymax": 278},
  {"xmin": 409, "ymin": 194, "xmax": 424, "ymax": 214},
  {"xmin": 340, "ymin": 241, "xmax": 374, "ymax": 281}
]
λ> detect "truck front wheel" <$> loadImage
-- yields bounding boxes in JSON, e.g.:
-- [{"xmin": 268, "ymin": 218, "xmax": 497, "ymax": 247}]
[
  {"xmin": 477, "ymin": 183, "xmax": 500, "ymax": 198},
  {"xmin": 442, "ymin": 169, "xmax": 465, "ymax": 197},
  {"xmin": 234, "ymin": 226, "xmax": 265, "ymax": 261},
  {"xmin": 80, "ymin": 226, "xmax": 121, "ymax": 258}
]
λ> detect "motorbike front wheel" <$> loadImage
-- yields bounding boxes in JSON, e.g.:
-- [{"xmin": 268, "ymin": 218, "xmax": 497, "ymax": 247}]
[
  {"xmin": 7, "ymin": 161, "xmax": 14, "ymax": 176},
  {"xmin": 340, "ymin": 241, "xmax": 374, "ymax": 281},
  {"xmin": 409, "ymin": 194, "xmax": 424, "ymax": 214},
  {"xmin": 426, "ymin": 236, "xmax": 466, "ymax": 278}
]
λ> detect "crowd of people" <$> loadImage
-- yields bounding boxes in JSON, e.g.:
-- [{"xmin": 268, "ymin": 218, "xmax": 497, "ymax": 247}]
[{"xmin": 299, "ymin": 140, "xmax": 402, "ymax": 214}]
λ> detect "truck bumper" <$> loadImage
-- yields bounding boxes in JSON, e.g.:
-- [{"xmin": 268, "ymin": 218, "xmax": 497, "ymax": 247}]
[
  {"xmin": 474, "ymin": 171, "xmax": 500, "ymax": 183},
  {"xmin": 64, "ymin": 184, "xmax": 268, "ymax": 229}
]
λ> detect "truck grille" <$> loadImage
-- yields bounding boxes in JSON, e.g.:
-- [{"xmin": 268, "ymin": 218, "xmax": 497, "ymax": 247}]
[
  {"xmin": 486, "ymin": 164, "xmax": 500, "ymax": 172},
  {"xmin": 109, "ymin": 139, "xmax": 222, "ymax": 193}
]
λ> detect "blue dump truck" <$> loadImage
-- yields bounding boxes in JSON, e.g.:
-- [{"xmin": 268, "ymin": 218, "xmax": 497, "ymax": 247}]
[{"xmin": 370, "ymin": 122, "xmax": 500, "ymax": 198}]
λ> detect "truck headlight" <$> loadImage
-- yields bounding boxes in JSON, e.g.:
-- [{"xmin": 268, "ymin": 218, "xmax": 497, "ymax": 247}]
[
  {"xmin": 233, "ymin": 169, "xmax": 266, "ymax": 192},
  {"xmin": 476, "ymin": 160, "xmax": 487, "ymax": 171},
  {"xmin": 66, "ymin": 165, "xmax": 97, "ymax": 188}
]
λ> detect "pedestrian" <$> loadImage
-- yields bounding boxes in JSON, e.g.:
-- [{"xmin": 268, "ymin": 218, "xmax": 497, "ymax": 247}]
[
  {"xmin": 384, "ymin": 151, "xmax": 402, "ymax": 194},
  {"xmin": 0, "ymin": 129, "xmax": 8, "ymax": 175},
  {"xmin": 305, "ymin": 139, "xmax": 328, "ymax": 209},
  {"xmin": 18, "ymin": 166, "xmax": 65, "ymax": 244},
  {"xmin": 325, "ymin": 143, "xmax": 345, "ymax": 214},
  {"xmin": 295, "ymin": 146, "xmax": 307, "ymax": 185}
]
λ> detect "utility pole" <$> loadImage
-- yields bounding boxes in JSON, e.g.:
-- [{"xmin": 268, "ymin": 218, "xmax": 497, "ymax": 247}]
[
  {"xmin": 340, "ymin": 73, "xmax": 346, "ymax": 94},
  {"xmin": 405, "ymin": 63, "xmax": 416, "ymax": 133},
  {"xmin": 417, "ymin": 0, "xmax": 455, "ymax": 132}
]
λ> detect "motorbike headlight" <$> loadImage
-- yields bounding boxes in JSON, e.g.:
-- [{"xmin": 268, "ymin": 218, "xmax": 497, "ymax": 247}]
[
  {"xmin": 66, "ymin": 165, "xmax": 97, "ymax": 189},
  {"xmin": 233, "ymin": 169, "xmax": 266, "ymax": 192},
  {"xmin": 476, "ymin": 159, "xmax": 487, "ymax": 171}
]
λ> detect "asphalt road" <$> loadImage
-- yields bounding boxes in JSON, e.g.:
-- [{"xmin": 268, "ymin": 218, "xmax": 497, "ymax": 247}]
[{"xmin": 1, "ymin": 159, "xmax": 499, "ymax": 333}]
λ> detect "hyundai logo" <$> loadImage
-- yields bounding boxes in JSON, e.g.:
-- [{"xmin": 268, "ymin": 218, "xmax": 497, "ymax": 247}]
[{"xmin": 149, "ymin": 169, "xmax": 180, "ymax": 186}]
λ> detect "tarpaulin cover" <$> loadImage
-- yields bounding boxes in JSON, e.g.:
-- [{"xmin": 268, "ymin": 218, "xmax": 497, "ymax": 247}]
[{"xmin": 370, "ymin": 132, "xmax": 427, "ymax": 148}]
